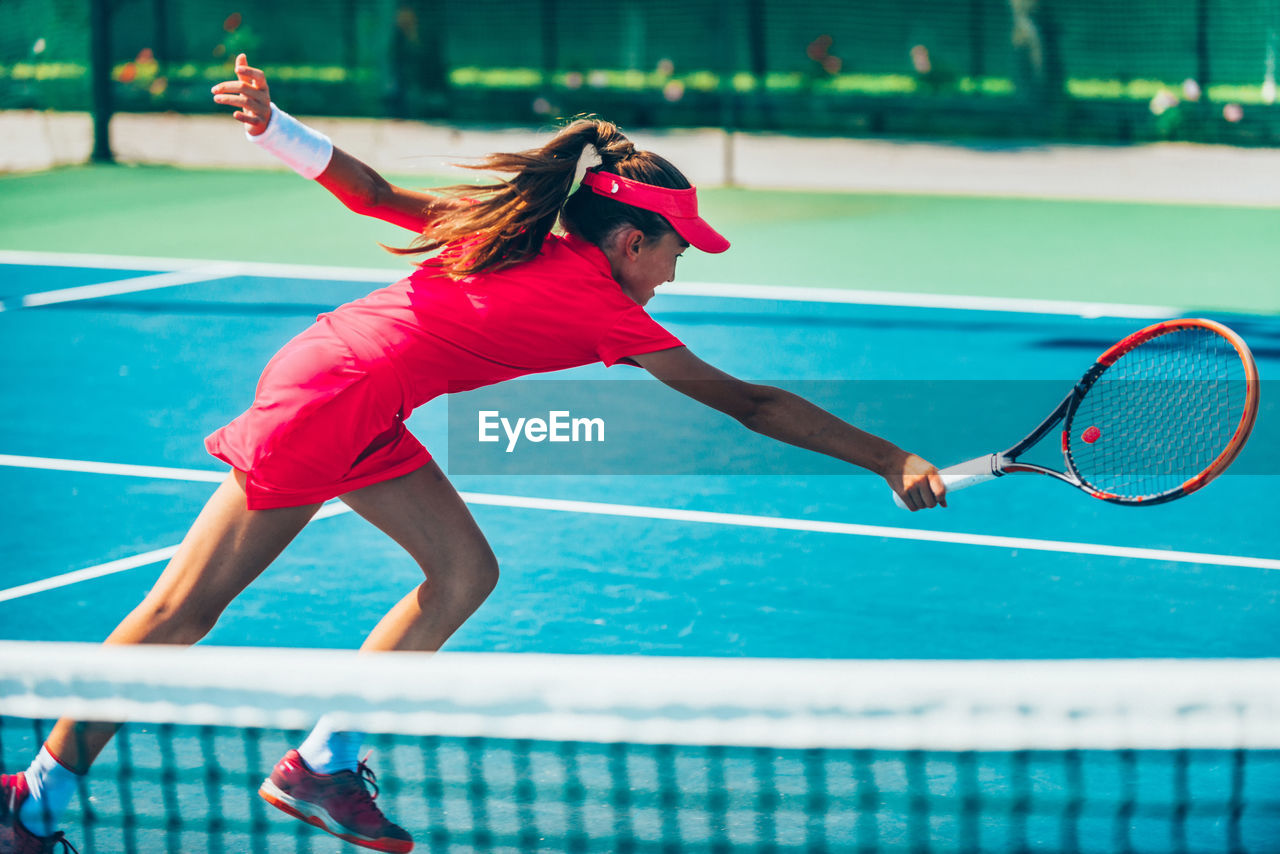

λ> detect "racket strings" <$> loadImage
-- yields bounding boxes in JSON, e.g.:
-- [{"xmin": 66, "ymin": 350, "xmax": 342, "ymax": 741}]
[{"xmin": 1067, "ymin": 327, "xmax": 1246, "ymax": 500}]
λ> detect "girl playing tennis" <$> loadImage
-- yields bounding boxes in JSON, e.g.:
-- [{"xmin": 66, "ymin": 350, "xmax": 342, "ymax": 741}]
[{"xmin": 0, "ymin": 54, "xmax": 945, "ymax": 854}]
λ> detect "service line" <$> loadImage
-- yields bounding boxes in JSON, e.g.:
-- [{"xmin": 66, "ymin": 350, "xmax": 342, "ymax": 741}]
[{"xmin": 0, "ymin": 453, "xmax": 1275, "ymax": 604}]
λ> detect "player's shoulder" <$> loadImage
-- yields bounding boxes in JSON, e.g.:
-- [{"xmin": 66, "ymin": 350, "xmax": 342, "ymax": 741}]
[{"xmin": 537, "ymin": 232, "xmax": 603, "ymax": 272}]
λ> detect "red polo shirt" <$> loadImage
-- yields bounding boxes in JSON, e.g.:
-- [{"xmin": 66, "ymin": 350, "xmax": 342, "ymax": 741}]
[
  {"xmin": 326, "ymin": 232, "xmax": 684, "ymax": 409},
  {"xmin": 207, "ymin": 232, "xmax": 683, "ymax": 508}
]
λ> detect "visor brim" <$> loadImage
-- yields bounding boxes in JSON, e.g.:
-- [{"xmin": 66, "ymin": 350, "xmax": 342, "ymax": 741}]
[{"xmin": 670, "ymin": 216, "xmax": 730, "ymax": 254}]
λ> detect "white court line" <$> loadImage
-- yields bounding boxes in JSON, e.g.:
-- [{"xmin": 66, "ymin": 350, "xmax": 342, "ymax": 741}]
[
  {"xmin": 1, "ymin": 454, "xmax": 1276, "ymax": 603},
  {"xmin": 456, "ymin": 493, "xmax": 1280, "ymax": 572},
  {"xmin": 662, "ymin": 282, "xmax": 1179, "ymax": 319},
  {"xmin": 0, "ymin": 547, "xmax": 181, "ymax": 603},
  {"xmin": 15, "ymin": 264, "xmax": 241, "ymax": 309},
  {"xmin": 0, "ymin": 250, "xmax": 400, "ymax": 284},
  {"xmin": 0, "ymin": 249, "xmax": 1183, "ymax": 317},
  {"xmin": 0, "ymin": 454, "xmax": 227, "ymax": 482},
  {"xmin": 0, "ymin": 250, "xmax": 204, "ymax": 273},
  {"xmin": 0, "ymin": 502, "xmax": 352, "ymax": 604}
]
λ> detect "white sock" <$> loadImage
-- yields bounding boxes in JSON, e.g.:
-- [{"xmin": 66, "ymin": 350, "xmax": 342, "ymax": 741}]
[
  {"xmin": 297, "ymin": 715, "xmax": 364, "ymax": 775},
  {"xmin": 20, "ymin": 746, "xmax": 80, "ymax": 837}
]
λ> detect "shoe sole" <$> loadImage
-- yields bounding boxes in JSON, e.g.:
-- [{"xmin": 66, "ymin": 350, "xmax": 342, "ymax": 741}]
[{"xmin": 258, "ymin": 778, "xmax": 413, "ymax": 853}]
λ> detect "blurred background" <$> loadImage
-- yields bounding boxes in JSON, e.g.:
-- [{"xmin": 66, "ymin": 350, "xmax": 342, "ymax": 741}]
[
  {"xmin": 5, "ymin": 0, "xmax": 1280, "ymax": 148},
  {"xmin": 3, "ymin": 1, "xmax": 1278, "ymax": 308}
]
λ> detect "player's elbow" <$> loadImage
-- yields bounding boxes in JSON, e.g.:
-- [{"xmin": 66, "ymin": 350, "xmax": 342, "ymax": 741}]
[{"xmin": 338, "ymin": 167, "xmax": 391, "ymax": 217}]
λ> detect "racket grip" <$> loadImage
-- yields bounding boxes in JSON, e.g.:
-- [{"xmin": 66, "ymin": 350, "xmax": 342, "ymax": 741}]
[{"xmin": 891, "ymin": 454, "xmax": 1001, "ymax": 509}]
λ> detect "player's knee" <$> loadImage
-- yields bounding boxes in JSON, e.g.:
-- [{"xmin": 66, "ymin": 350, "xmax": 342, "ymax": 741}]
[
  {"xmin": 451, "ymin": 547, "xmax": 499, "ymax": 606},
  {"xmin": 419, "ymin": 545, "xmax": 498, "ymax": 607},
  {"xmin": 471, "ymin": 549, "xmax": 500, "ymax": 600}
]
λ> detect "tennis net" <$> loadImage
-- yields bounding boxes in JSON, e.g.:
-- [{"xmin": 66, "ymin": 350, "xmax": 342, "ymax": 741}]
[{"xmin": 1, "ymin": 642, "xmax": 1278, "ymax": 853}]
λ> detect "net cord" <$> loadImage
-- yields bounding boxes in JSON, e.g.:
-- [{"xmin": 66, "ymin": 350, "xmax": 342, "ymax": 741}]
[{"xmin": 1, "ymin": 643, "xmax": 1278, "ymax": 751}]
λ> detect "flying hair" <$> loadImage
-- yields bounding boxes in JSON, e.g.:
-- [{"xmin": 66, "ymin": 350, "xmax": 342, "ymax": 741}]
[{"xmin": 388, "ymin": 118, "xmax": 691, "ymax": 276}]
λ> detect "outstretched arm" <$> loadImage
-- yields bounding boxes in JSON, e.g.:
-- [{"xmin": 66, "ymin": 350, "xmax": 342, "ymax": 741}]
[
  {"xmin": 631, "ymin": 346, "xmax": 947, "ymax": 511},
  {"xmin": 211, "ymin": 53, "xmax": 457, "ymax": 233}
]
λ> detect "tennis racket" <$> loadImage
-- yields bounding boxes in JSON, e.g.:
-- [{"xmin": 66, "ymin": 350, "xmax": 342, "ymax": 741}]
[{"xmin": 894, "ymin": 318, "xmax": 1260, "ymax": 508}]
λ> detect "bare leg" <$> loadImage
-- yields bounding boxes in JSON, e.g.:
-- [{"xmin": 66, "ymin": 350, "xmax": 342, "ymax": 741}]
[
  {"xmin": 46, "ymin": 470, "xmax": 321, "ymax": 772},
  {"xmin": 254, "ymin": 463, "xmax": 493, "ymax": 850},
  {"xmin": 338, "ymin": 461, "xmax": 498, "ymax": 653}
]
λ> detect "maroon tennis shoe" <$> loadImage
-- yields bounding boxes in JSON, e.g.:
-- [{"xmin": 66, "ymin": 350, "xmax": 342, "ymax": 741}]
[
  {"xmin": 0, "ymin": 773, "xmax": 78, "ymax": 854},
  {"xmin": 258, "ymin": 750, "xmax": 412, "ymax": 852}
]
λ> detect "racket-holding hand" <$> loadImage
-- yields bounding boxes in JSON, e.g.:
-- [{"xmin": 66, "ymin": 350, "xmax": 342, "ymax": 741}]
[
  {"xmin": 887, "ymin": 452, "xmax": 947, "ymax": 511},
  {"xmin": 211, "ymin": 53, "xmax": 272, "ymax": 135}
]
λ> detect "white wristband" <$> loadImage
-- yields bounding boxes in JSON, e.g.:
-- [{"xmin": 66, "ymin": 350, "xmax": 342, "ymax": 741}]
[{"xmin": 248, "ymin": 103, "xmax": 333, "ymax": 179}]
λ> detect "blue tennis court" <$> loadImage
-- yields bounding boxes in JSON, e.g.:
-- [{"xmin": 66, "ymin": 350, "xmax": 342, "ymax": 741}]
[
  {"xmin": 2, "ymin": 254, "xmax": 1276, "ymax": 661},
  {"xmin": 6, "ymin": 0, "xmax": 1280, "ymax": 846}
]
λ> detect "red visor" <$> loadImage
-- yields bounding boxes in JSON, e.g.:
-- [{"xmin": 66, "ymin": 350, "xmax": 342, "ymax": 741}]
[{"xmin": 581, "ymin": 168, "xmax": 729, "ymax": 254}]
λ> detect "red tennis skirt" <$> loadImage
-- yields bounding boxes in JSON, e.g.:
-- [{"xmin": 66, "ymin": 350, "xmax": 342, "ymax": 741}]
[{"xmin": 205, "ymin": 316, "xmax": 432, "ymax": 510}]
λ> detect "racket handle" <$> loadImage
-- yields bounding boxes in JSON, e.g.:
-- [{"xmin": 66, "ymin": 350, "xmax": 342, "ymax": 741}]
[{"xmin": 891, "ymin": 454, "xmax": 1001, "ymax": 509}]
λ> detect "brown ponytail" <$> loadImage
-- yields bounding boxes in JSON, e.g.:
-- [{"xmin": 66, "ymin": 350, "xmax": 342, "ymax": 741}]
[{"xmin": 390, "ymin": 117, "xmax": 691, "ymax": 276}]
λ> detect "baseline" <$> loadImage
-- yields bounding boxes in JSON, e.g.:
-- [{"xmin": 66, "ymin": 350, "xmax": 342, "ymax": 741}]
[{"xmin": 0, "ymin": 250, "xmax": 1182, "ymax": 317}]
